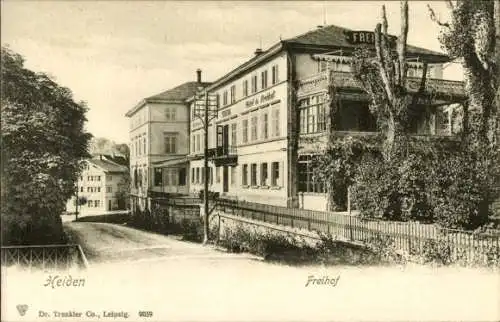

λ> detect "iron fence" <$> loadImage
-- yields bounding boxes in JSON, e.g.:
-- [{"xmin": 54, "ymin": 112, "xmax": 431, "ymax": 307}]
[
  {"xmin": 215, "ymin": 198, "xmax": 500, "ymax": 262},
  {"xmin": 1, "ymin": 244, "xmax": 88, "ymax": 270}
]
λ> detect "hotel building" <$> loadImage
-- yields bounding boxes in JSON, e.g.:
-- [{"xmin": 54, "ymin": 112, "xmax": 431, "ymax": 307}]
[
  {"xmin": 185, "ymin": 25, "xmax": 465, "ymax": 210},
  {"xmin": 125, "ymin": 71, "xmax": 210, "ymax": 210}
]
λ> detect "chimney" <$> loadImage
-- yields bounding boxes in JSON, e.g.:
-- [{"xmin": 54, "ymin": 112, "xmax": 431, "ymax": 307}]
[
  {"xmin": 196, "ymin": 69, "xmax": 202, "ymax": 83},
  {"xmin": 254, "ymin": 48, "xmax": 263, "ymax": 56}
]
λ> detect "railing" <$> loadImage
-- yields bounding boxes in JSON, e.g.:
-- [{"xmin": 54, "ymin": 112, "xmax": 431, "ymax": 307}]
[
  {"xmin": 1, "ymin": 244, "xmax": 88, "ymax": 270},
  {"xmin": 214, "ymin": 198, "xmax": 499, "ymax": 262},
  {"xmin": 297, "ymin": 71, "xmax": 466, "ymax": 98},
  {"xmin": 215, "ymin": 145, "xmax": 237, "ymax": 157}
]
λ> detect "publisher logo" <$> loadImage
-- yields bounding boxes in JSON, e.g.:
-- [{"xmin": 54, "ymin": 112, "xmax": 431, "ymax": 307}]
[{"xmin": 16, "ymin": 304, "xmax": 28, "ymax": 316}]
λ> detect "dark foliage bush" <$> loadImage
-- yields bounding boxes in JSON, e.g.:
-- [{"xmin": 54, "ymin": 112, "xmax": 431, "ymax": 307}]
[
  {"xmin": 429, "ymin": 151, "xmax": 493, "ymax": 230},
  {"xmin": 352, "ymin": 154, "xmax": 402, "ymax": 220},
  {"xmin": 350, "ymin": 144, "xmax": 495, "ymax": 230}
]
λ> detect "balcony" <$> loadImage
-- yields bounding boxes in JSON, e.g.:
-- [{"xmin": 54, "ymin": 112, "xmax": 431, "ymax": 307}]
[
  {"xmin": 211, "ymin": 145, "xmax": 238, "ymax": 167},
  {"xmin": 297, "ymin": 71, "xmax": 466, "ymax": 101},
  {"xmin": 187, "ymin": 152, "xmax": 204, "ymax": 161}
]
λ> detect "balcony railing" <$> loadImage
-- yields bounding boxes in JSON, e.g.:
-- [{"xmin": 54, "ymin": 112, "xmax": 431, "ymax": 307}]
[
  {"xmin": 297, "ymin": 71, "xmax": 466, "ymax": 99},
  {"xmin": 211, "ymin": 145, "xmax": 238, "ymax": 166},
  {"xmin": 215, "ymin": 145, "xmax": 237, "ymax": 157}
]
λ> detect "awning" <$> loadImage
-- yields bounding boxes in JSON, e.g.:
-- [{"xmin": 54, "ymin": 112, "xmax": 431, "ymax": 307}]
[{"xmin": 152, "ymin": 157, "xmax": 189, "ymax": 168}]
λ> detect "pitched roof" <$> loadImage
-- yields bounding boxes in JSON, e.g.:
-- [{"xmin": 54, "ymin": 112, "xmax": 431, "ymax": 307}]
[
  {"xmin": 201, "ymin": 24, "xmax": 450, "ymax": 93},
  {"xmin": 88, "ymin": 158, "xmax": 128, "ymax": 173},
  {"xmin": 126, "ymin": 81, "xmax": 211, "ymax": 117},
  {"xmin": 98, "ymin": 154, "xmax": 129, "ymax": 167},
  {"xmin": 285, "ymin": 24, "xmax": 449, "ymax": 60},
  {"xmin": 146, "ymin": 81, "xmax": 212, "ymax": 102}
]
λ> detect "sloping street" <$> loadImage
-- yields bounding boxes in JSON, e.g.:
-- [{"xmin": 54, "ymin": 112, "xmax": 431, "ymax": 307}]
[{"xmin": 63, "ymin": 221, "xmax": 261, "ymax": 264}]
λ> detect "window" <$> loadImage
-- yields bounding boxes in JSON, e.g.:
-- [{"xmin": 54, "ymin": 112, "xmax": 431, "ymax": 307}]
[
  {"xmin": 196, "ymin": 134, "xmax": 200, "ymax": 152},
  {"xmin": 230, "ymin": 85, "xmax": 236, "ymax": 103},
  {"xmin": 243, "ymin": 80, "xmax": 248, "ymax": 97},
  {"xmin": 242, "ymin": 119, "xmax": 248, "ymax": 143},
  {"xmin": 95, "ymin": 200, "xmax": 100, "ymax": 208},
  {"xmin": 242, "ymin": 164, "xmax": 248, "ymax": 186},
  {"xmin": 97, "ymin": 176, "xmax": 101, "ymax": 181},
  {"xmin": 298, "ymin": 156, "xmax": 325, "ymax": 193},
  {"xmin": 251, "ymin": 164, "xmax": 257, "ymax": 186},
  {"xmin": 201, "ymin": 168, "xmax": 205, "ymax": 184},
  {"xmin": 164, "ymin": 134, "xmax": 177, "ymax": 154},
  {"xmin": 191, "ymin": 135, "xmax": 195, "ymax": 153},
  {"xmin": 216, "ymin": 167, "xmax": 220, "ymax": 183},
  {"xmin": 179, "ymin": 168, "xmax": 186, "ymax": 186},
  {"xmin": 272, "ymin": 106, "xmax": 280, "ymax": 137},
  {"xmin": 271, "ymin": 162, "xmax": 280, "ymax": 187},
  {"xmin": 260, "ymin": 163, "xmax": 268, "ymax": 186},
  {"xmin": 196, "ymin": 168, "xmax": 200, "ymax": 184},
  {"xmin": 165, "ymin": 107, "xmax": 176, "ymax": 120},
  {"xmin": 108, "ymin": 175, "xmax": 112, "ymax": 181},
  {"xmin": 251, "ymin": 75, "xmax": 257, "ymax": 93},
  {"xmin": 191, "ymin": 168, "xmax": 195, "ymax": 184},
  {"xmin": 106, "ymin": 186, "xmax": 112, "ymax": 193},
  {"xmin": 87, "ymin": 176, "xmax": 91, "ymax": 181},
  {"xmin": 261, "ymin": 112, "xmax": 268, "ymax": 139},
  {"xmin": 80, "ymin": 187, "xmax": 83, "ymax": 192},
  {"xmin": 88, "ymin": 200, "xmax": 93, "ymax": 207},
  {"xmin": 272, "ymin": 65, "xmax": 279, "ymax": 84},
  {"xmin": 231, "ymin": 123, "xmax": 237, "ymax": 146},
  {"xmin": 251, "ymin": 116, "xmax": 258, "ymax": 141},
  {"xmin": 230, "ymin": 166, "xmax": 236, "ymax": 185},
  {"xmin": 87, "ymin": 187, "xmax": 91, "ymax": 192},
  {"xmin": 154, "ymin": 168, "xmax": 162, "ymax": 186},
  {"xmin": 261, "ymin": 70, "xmax": 268, "ymax": 89},
  {"xmin": 143, "ymin": 137, "xmax": 146, "ymax": 155},
  {"xmin": 223, "ymin": 91, "xmax": 228, "ymax": 106},
  {"xmin": 97, "ymin": 187, "xmax": 101, "ymax": 192}
]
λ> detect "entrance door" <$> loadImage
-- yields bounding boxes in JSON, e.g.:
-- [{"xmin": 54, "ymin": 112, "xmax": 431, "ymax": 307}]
[{"xmin": 223, "ymin": 166, "xmax": 229, "ymax": 193}]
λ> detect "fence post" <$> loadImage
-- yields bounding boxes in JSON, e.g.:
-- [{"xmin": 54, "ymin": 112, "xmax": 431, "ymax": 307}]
[
  {"xmin": 349, "ymin": 215, "xmax": 353, "ymax": 241},
  {"xmin": 408, "ymin": 221, "xmax": 413, "ymax": 253}
]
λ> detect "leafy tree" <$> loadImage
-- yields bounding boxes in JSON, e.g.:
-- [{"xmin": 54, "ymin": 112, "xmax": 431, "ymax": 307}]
[
  {"xmin": 429, "ymin": 0, "xmax": 500, "ymax": 221},
  {"xmin": 429, "ymin": 0, "xmax": 498, "ymax": 150},
  {"xmin": 1, "ymin": 46, "xmax": 92, "ymax": 245},
  {"xmin": 351, "ymin": 0, "xmax": 431, "ymax": 161}
]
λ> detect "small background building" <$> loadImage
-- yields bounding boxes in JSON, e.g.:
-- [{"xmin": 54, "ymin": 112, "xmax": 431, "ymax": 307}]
[{"xmin": 65, "ymin": 155, "xmax": 129, "ymax": 215}]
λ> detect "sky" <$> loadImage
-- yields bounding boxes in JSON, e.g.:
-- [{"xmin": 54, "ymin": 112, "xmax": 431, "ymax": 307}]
[{"xmin": 1, "ymin": 1, "xmax": 462, "ymax": 143}]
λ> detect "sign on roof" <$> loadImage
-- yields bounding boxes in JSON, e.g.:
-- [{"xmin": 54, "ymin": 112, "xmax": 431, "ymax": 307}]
[{"xmin": 343, "ymin": 30, "xmax": 397, "ymax": 46}]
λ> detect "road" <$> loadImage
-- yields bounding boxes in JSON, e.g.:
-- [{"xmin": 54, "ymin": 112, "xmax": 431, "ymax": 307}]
[
  {"xmin": 2, "ymin": 222, "xmax": 499, "ymax": 322},
  {"xmin": 64, "ymin": 221, "xmax": 261, "ymax": 264}
]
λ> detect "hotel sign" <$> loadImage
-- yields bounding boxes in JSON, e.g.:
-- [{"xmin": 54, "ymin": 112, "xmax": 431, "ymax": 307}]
[
  {"xmin": 297, "ymin": 74, "xmax": 329, "ymax": 97},
  {"xmin": 343, "ymin": 30, "xmax": 397, "ymax": 46},
  {"xmin": 245, "ymin": 90, "xmax": 276, "ymax": 109}
]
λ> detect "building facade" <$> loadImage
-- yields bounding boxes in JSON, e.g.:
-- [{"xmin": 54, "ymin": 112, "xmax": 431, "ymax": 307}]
[
  {"xmin": 186, "ymin": 25, "xmax": 466, "ymax": 210},
  {"xmin": 65, "ymin": 155, "xmax": 129, "ymax": 214},
  {"xmin": 125, "ymin": 71, "xmax": 210, "ymax": 210}
]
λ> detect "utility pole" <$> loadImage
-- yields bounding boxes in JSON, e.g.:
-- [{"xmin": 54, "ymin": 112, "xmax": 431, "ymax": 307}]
[
  {"xmin": 193, "ymin": 87, "xmax": 218, "ymax": 244},
  {"xmin": 203, "ymin": 92, "xmax": 209, "ymax": 244},
  {"xmin": 75, "ymin": 182, "xmax": 79, "ymax": 221}
]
